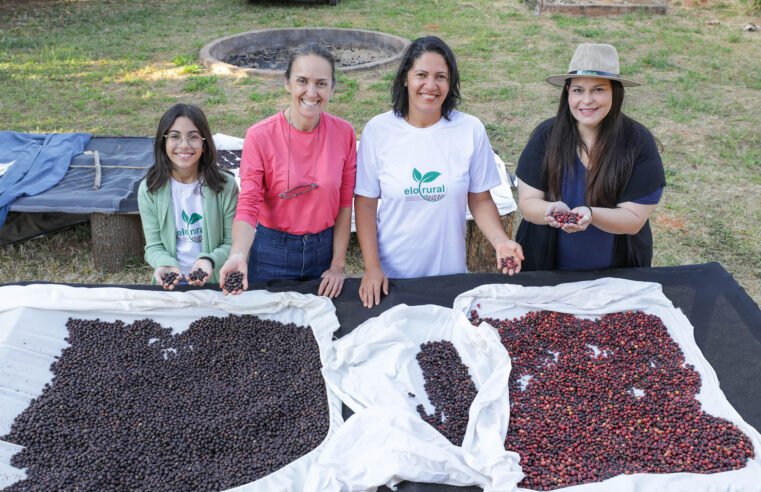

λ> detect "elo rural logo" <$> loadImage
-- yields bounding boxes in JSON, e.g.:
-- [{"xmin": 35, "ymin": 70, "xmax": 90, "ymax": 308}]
[
  {"xmin": 404, "ymin": 168, "xmax": 447, "ymax": 202},
  {"xmin": 177, "ymin": 210, "xmax": 203, "ymax": 243}
]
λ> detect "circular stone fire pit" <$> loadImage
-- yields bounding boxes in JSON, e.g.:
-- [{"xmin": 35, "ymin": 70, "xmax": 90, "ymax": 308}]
[{"xmin": 200, "ymin": 28, "xmax": 410, "ymax": 78}]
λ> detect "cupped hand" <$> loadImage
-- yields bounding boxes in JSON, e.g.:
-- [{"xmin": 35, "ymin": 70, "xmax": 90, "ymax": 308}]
[
  {"xmin": 318, "ymin": 265, "xmax": 346, "ymax": 299},
  {"xmin": 219, "ymin": 253, "xmax": 249, "ymax": 295},
  {"xmin": 495, "ymin": 240, "xmax": 525, "ymax": 276},
  {"xmin": 544, "ymin": 201, "xmax": 571, "ymax": 228},
  {"xmin": 560, "ymin": 206, "xmax": 593, "ymax": 234},
  {"xmin": 154, "ymin": 266, "xmax": 182, "ymax": 290},
  {"xmin": 359, "ymin": 266, "xmax": 389, "ymax": 308},
  {"xmin": 188, "ymin": 258, "xmax": 213, "ymax": 287}
]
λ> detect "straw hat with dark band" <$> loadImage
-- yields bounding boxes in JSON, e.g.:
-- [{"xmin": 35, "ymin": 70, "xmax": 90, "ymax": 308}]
[{"xmin": 545, "ymin": 43, "xmax": 641, "ymax": 88}]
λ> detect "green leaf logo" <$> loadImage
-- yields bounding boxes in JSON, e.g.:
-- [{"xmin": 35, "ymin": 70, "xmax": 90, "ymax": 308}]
[
  {"xmin": 421, "ymin": 171, "xmax": 441, "ymax": 183},
  {"xmin": 188, "ymin": 213, "xmax": 202, "ymax": 225},
  {"xmin": 182, "ymin": 210, "xmax": 189, "ymax": 224},
  {"xmin": 412, "ymin": 168, "xmax": 423, "ymax": 182}
]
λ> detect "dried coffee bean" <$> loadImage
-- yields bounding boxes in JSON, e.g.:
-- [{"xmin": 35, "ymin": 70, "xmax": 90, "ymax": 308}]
[
  {"xmin": 470, "ymin": 309, "xmax": 755, "ymax": 490},
  {"xmin": 187, "ymin": 268, "xmax": 209, "ymax": 282},
  {"xmin": 224, "ymin": 271, "xmax": 244, "ymax": 292},
  {"xmin": 2, "ymin": 314, "xmax": 329, "ymax": 491},
  {"xmin": 160, "ymin": 271, "xmax": 181, "ymax": 287},
  {"xmin": 415, "ymin": 340, "xmax": 478, "ymax": 446}
]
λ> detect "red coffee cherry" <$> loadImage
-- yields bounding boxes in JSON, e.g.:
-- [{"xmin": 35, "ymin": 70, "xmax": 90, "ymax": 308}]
[
  {"xmin": 500, "ymin": 256, "xmax": 519, "ymax": 271},
  {"xmin": 550, "ymin": 210, "xmax": 583, "ymax": 225},
  {"xmin": 470, "ymin": 309, "xmax": 754, "ymax": 490}
]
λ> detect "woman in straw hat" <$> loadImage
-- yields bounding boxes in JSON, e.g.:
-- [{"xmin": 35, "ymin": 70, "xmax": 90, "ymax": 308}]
[{"xmin": 515, "ymin": 43, "xmax": 665, "ymax": 271}]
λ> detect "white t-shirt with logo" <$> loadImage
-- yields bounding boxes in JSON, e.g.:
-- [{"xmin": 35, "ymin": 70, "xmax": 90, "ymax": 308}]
[
  {"xmin": 355, "ymin": 110, "xmax": 500, "ymax": 278},
  {"xmin": 171, "ymin": 178, "xmax": 204, "ymax": 274}
]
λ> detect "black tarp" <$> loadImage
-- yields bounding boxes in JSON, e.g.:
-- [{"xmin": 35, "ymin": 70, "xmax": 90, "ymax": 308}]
[{"xmin": 7, "ymin": 262, "xmax": 761, "ymax": 491}]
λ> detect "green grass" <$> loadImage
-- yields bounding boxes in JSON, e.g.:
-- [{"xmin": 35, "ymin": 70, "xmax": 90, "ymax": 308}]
[{"xmin": 0, "ymin": 0, "xmax": 759, "ymax": 304}]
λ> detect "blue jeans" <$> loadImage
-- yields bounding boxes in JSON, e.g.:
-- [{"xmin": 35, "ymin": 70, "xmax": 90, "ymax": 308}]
[{"xmin": 248, "ymin": 224, "xmax": 333, "ymax": 283}]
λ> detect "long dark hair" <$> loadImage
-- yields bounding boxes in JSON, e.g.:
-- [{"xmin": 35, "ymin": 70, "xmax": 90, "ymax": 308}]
[
  {"xmin": 146, "ymin": 103, "xmax": 225, "ymax": 194},
  {"xmin": 544, "ymin": 80, "xmax": 639, "ymax": 207},
  {"xmin": 284, "ymin": 42, "xmax": 336, "ymax": 86},
  {"xmin": 391, "ymin": 36, "xmax": 461, "ymax": 121}
]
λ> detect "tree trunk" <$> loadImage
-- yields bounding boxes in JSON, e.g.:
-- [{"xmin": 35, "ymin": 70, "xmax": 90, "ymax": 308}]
[
  {"xmin": 90, "ymin": 213, "xmax": 144, "ymax": 273},
  {"xmin": 466, "ymin": 213, "xmax": 514, "ymax": 273}
]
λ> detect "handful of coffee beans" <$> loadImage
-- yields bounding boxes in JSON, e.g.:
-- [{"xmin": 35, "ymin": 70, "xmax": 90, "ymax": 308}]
[
  {"xmin": 187, "ymin": 268, "xmax": 209, "ymax": 282},
  {"xmin": 224, "ymin": 271, "xmax": 244, "ymax": 292},
  {"xmin": 160, "ymin": 271, "xmax": 181, "ymax": 288},
  {"xmin": 500, "ymin": 256, "xmax": 519, "ymax": 271},
  {"xmin": 550, "ymin": 210, "xmax": 583, "ymax": 225}
]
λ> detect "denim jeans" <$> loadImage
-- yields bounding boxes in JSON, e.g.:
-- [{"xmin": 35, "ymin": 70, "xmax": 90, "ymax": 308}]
[{"xmin": 248, "ymin": 224, "xmax": 333, "ymax": 283}]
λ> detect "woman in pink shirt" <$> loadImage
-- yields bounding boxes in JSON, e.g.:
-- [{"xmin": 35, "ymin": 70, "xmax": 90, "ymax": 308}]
[{"xmin": 220, "ymin": 43, "xmax": 356, "ymax": 298}]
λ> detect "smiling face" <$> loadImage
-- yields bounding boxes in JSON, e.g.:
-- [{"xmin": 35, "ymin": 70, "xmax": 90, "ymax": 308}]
[
  {"xmin": 284, "ymin": 54, "xmax": 334, "ymax": 130},
  {"xmin": 405, "ymin": 51, "xmax": 450, "ymax": 127},
  {"xmin": 165, "ymin": 116, "xmax": 202, "ymax": 181},
  {"xmin": 567, "ymin": 77, "xmax": 613, "ymax": 133}
]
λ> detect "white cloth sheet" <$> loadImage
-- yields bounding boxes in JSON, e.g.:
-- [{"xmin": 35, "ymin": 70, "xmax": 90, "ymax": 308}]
[
  {"xmin": 453, "ymin": 277, "xmax": 761, "ymax": 492},
  {"xmin": 316, "ymin": 304, "xmax": 523, "ymax": 492},
  {"xmin": 0, "ymin": 284, "xmax": 343, "ymax": 491}
]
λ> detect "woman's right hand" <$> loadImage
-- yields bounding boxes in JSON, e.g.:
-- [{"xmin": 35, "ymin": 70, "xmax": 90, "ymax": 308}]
[
  {"xmin": 359, "ymin": 265, "xmax": 389, "ymax": 308},
  {"xmin": 219, "ymin": 253, "xmax": 248, "ymax": 295},
  {"xmin": 154, "ymin": 266, "xmax": 181, "ymax": 290},
  {"xmin": 544, "ymin": 201, "xmax": 571, "ymax": 228}
]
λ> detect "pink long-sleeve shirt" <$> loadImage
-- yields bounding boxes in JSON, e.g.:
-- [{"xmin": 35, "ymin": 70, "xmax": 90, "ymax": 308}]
[{"xmin": 235, "ymin": 111, "xmax": 357, "ymax": 235}]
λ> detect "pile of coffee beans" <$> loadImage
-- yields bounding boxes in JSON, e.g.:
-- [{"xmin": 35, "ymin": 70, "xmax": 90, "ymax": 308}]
[
  {"xmin": 187, "ymin": 268, "xmax": 209, "ymax": 282},
  {"xmin": 224, "ymin": 271, "xmax": 244, "ymax": 292},
  {"xmin": 500, "ymin": 256, "xmax": 519, "ymax": 271},
  {"xmin": 160, "ymin": 271, "xmax": 181, "ymax": 287},
  {"xmin": 470, "ymin": 309, "xmax": 754, "ymax": 490},
  {"xmin": 217, "ymin": 150, "xmax": 242, "ymax": 170},
  {"xmin": 414, "ymin": 340, "xmax": 478, "ymax": 446},
  {"xmin": 2, "ymin": 314, "xmax": 329, "ymax": 491},
  {"xmin": 550, "ymin": 210, "xmax": 583, "ymax": 225}
]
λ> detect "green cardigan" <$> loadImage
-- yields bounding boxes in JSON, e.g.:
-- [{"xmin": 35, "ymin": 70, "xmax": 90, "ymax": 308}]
[{"xmin": 137, "ymin": 174, "xmax": 238, "ymax": 284}]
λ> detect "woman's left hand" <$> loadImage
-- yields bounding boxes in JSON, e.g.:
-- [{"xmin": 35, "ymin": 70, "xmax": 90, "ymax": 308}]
[
  {"xmin": 318, "ymin": 265, "xmax": 346, "ymax": 298},
  {"xmin": 495, "ymin": 240, "xmax": 525, "ymax": 276},
  {"xmin": 560, "ymin": 206, "xmax": 593, "ymax": 233},
  {"xmin": 188, "ymin": 258, "xmax": 214, "ymax": 287}
]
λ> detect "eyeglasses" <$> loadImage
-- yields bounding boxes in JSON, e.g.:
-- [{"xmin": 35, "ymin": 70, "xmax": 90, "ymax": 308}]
[
  {"xmin": 164, "ymin": 133, "xmax": 205, "ymax": 148},
  {"xmin": 279, "ymin": 183, "xmax": 319, "ymax": 200}
]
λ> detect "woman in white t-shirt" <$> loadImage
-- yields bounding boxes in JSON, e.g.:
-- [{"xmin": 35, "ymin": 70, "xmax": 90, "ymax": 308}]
[
  {"xmin": 138, "ymin": 104, "xmax": 238, "ymax": 289},
  {"xmin": 355, "ymin": 36, "xmax": 524, "ymax": 307}
]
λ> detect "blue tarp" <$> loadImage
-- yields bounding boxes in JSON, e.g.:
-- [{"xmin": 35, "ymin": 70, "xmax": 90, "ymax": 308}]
[
  {"xmin": 8, "ymin": 136, "xmax": 154, "ymax": 215},
  {"xmin": 0, "ymin": 132, "xmax": 91, "ymax": 227}
]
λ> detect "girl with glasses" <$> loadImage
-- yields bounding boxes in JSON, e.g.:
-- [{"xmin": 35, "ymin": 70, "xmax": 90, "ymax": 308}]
[
  {"xmin": 220, "ymin": 43, "xmax": 357, "ymax": 298},
  {"xmin": 354, "ymin": 36, "xmax": 524, "ymax": 308},
  {"xmin": 138, "ymin": 103, "xmax": 238, "ymax": 289}
]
